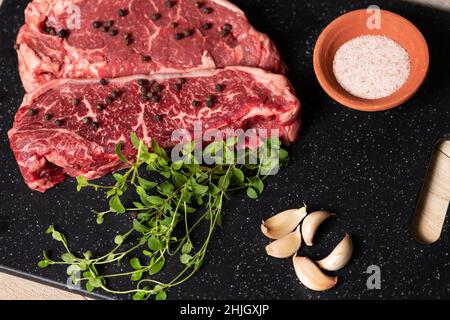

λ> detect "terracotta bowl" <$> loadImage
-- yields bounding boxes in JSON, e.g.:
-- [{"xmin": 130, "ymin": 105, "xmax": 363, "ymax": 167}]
[{"xmin": 313, "ymin": 9, "xmax": 429, "ymax": 112}]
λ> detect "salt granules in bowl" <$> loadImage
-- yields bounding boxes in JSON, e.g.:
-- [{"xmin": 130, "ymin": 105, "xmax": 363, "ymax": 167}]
[
  {"xmin": 333, "ymin": 35, "xmax": 411, "ymax": 100},
  {"xmin": 313, "ymin": 9, "xmax": 429, "ymax": 112}
]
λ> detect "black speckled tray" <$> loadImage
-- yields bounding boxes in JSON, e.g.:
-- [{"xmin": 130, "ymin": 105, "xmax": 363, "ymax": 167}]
[{"xmin": 1, "ymin": 0, "xmax": 450, "ymax": 300}]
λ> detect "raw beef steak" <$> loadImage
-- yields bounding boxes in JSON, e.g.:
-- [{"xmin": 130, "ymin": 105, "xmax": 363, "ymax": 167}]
[
  {"xmin": 16, "ymin": 0, "xmax": 286, "ymax": 92},
  {"xmin": 8, "ymin": 67, "xmax": 301, "ymax": 192}
]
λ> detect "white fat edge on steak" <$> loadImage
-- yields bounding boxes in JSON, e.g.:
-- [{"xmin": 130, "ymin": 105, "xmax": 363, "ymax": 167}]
[{"xmin": 20, "ymin": 66, "xmax": 299, "ymax": 110}]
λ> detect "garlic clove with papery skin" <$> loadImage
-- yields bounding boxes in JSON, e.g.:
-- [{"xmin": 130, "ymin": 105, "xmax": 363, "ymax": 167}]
[
  {"xmin": 316, "ymin": 234, "xmax": 353, "ymax": 271},
  {"xmin": 261, "ymin": 206, "xmax": 307, "ymax": 239},
  {"xmin": 265, "ymin": 226, "xmax": 301, "ymax": 258},
  {"xmin": 292, "ymin": 255, "xmax": 338, "ymax": 291},
  {"xmin": 301, "ymin": 211, "xmax": 333, "ymax": 246}
]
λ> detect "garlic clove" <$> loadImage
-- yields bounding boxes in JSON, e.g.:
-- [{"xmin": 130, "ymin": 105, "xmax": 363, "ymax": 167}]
[
  {"xmin": 317, "ymin": 234, "xmax": 353, "ymax": 271},
  {"xmin": 292, "ymin": 255, "xmax": 338, "ymax": 291},
  {"xmin": 265, "ymin": 226, "xmax": 301, "ymax": 258},
  {"xmin": 261, "ymin": 206, "xmax": 307, "ymax": 239},
  {"xmin": 301, "ymin": 210, "xmax": 333, "ymax": 246}
]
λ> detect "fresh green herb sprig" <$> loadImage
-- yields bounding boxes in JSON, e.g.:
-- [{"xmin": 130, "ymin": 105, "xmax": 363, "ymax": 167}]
[{"xmin": 39, "ymin": 133, "xmax": 289, "ymax": 300}]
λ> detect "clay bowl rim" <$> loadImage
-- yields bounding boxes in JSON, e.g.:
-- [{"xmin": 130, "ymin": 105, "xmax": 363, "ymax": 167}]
[{"xmin": 313, "ymin": 9, "xmax": 430, "ymax": 112}]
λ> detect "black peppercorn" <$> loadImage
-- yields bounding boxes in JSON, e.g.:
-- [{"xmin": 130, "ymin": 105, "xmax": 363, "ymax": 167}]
[
  {"xmin": 175, "ymin": 33, "xmax": 184, "ymax": 40},
  {"xmin": 220, "ymin": 28, "xmax": 230, "ymax": 38},
  {"xmin": 141, "ymin": 55, "xmax": 151, "ymax": 62},
  {"xmin": 141, "ymin": 93, "xmax": 149, "ymax": 102},
  {"xmin": 153, "ymin": 84, "xmax": 163, "ymax": 93},
  {"xmin": 99, "ymin": 78, "xmax": 107, "ymax": 85},
  {"xmin": 71, "ymin": 97, "xmax": 80, "ymax": 106},
  {"xmin": 150, "ymin": 13, "xmax": 161, "ymax": 21},
  {"xmin": 29, "ymin": 108, "xmax": 38, "ymax": 116},
  {"xmin": 92, "ymin": 21, "xmax": 102, "ymax": 29},
  {"xmin": 111, "ymin": 91, "xmax": 119, "ymax": 99},
  {"xmin": 54, "ymin": 119, "xmax": 63, "ymax": 126},
  {"xmin": 45, "ymin": 27, "xmax": 56, "ymax": 35},
  {"xmin": 203, "ymin": 7, "xmax": 213, "ymax": 14},
  {"xmin": 92, "ymin": 121, "xmax": 99, "ymax": 129},
  {"xmin": 206, "ymin": 94, "xmax": 215, "ymax": 108},
  {"xmin": 118, "ymin": 9, "xmax": 127, "ymax": 17},
  {"xmin": 44, "ymin": 114, "xmax": 52, "ymax": 121},
  {"xmin": 57, "ymin": 29, "xmax": 69, "ymax": 38},
  {"xmin": 202, "ymin": 22, "xmax": 212, "ymax": 30},
  {"xmin": 192, "ymin": 100, "xmax": 200, "ymax": 107},
  {"xmin": 223, "ymin": 23, "xmax": 232, "ymax": 31}
]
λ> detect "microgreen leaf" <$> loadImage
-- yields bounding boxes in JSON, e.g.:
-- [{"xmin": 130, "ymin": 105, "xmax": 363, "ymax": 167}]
[
  {"xmin": 51, "ymin": 231, "xmax": 63, "ymax": 242},
  {"xmin": 190, "ymin": 178, "xmax": 208, "ymax": 195},
  {"xmin": 218, "ymin": 175, "xmax": 230, "ymax": 191},
  {"xmin": 132, "ymin": 291, "xmax": 146, "ymax": 300},
  {"xmin": 159, "ymin": 181, "xmax": 174, "ymax": 196},
  {"xmin": 130, "ymin": 132, "xmax": 149, "ymax": 153},
  {"xmin": 148, "ymin": 236, "xmax": 164, "ymax": 251},
  {"xmin": 130, "ymin": 257, "xmax": 142, "ymax": 269},
  {"xmin": 181, "ymin": 241, "xmax": 193, "ymax": 254},
  {"xmin": 232, "ymin": 167, "xmax": 245, "ymax": 184},
  {"xmin": 88, "ymin": 278, "xmax": 103, "ymax": 288},
  {"xmin": 115, "ymin": 142, "xmax": 128, "ymax": 163},
  {"xmin": 61, "ymin": 253, "xmax": 76, "ymax": 263},
  {"xmin": 147, "ymin": 195, "xmax": 164, "ymax": 205},
  {"xmin": 155, "ymin": 291, "xmax": 167, "ymax": 300},
  {"xmin": 180, "ymin": 254, "xmax": 192, "ymax": 265},
  {"xmin": 133, "ymin": 219, "xmax": 150, "ymax": 233},
  {"xmin": 37, "ymin": 260, "xmax": 49, "ymax": 268},
  {"xmin": 246, "ymin": 187, "xmax": 258, "ymax": 199},
  {"xmin": 131, "ymin": 271, "xmax": 143, "ymax": 281},
  {"xmin": 114, "ymin": 235, "xmax": 124, "ymax": 245},
  {"xmin": 149, "ymin": 259, "xmax": 165, "ymax": 275},
  {"xmin": 76, "ymin": 176, "xmax": 88, "ymax": 191},
  {"xmin": 109, "ymin": 196, "xmax": 125, "ymax": 214},
  {"xmin": 138, "ymin": 177, "xmax": 157, "ymax": 189}
]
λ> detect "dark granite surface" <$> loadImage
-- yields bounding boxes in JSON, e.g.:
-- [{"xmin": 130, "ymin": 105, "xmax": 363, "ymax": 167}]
[{"xmin": 0, "ymin": 0, "xmax": 449, "ymax": 299}]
